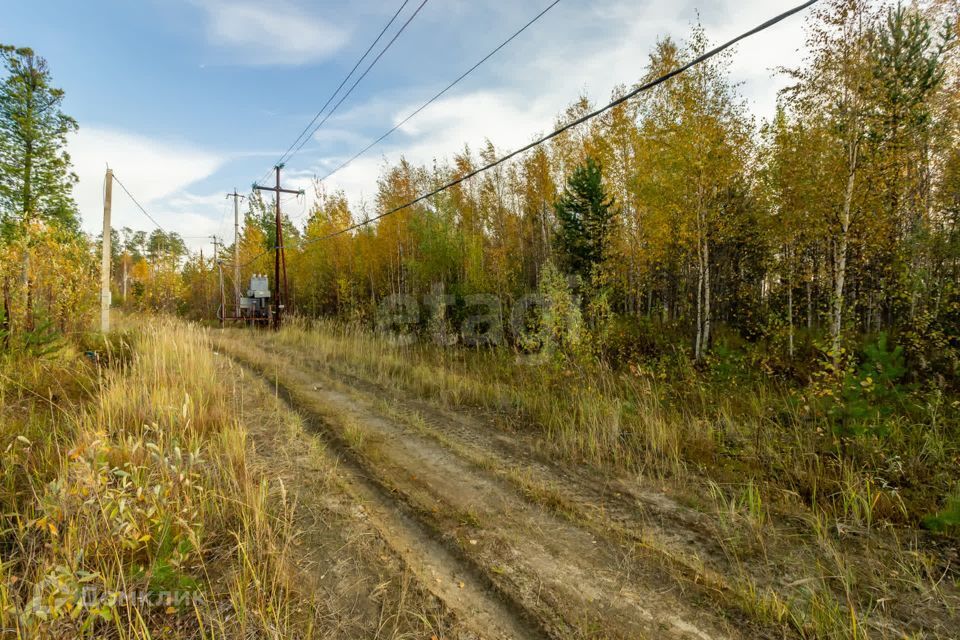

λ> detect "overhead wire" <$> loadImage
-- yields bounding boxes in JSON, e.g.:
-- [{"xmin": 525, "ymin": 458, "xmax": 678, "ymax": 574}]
[
  {"xmin": 282, "ymin": 0, "xmax": 431, "ymax": 166},
  {"xmin": 241, "ymin": 0, "xmax": 818, "ymax": 268},
  {"xmin": 112, "ymin": 172, "xmax": 215, "ymax": 260},
  {"xmin": 111, "ymin": 171, "xmax": 181, "ymax": 259},
  {"xmin": 111, "ymin": 172, "xmax": 166, "ymax": 232},
  {"xmin": 256, "ymin": 0, "xmax": 414, "ymax": 185},
  {"xmin": 319, "ymin": 0, "xmax": 561, "ymax": 183}
]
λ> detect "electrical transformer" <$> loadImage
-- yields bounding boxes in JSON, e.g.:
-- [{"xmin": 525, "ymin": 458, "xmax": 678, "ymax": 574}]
[{"xmin": 239, "ymin": 274, "xmax": 271, "ymax": 322}]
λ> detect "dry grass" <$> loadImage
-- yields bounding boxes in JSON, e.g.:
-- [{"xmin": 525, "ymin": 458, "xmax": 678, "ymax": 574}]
[
  {"xmin": 247, "ymin": 318, "xmax": 960, "ymax": 639},
  {"xmin": 0, "ymin": 318, "xmax": 450, "ymax": 639},
  {"xmin": 267, "ymin": 319, "xmax": 698, "ymax": 476}
]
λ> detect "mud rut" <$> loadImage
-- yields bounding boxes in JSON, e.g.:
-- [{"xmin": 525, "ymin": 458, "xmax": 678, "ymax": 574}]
[{"xmin": 217, "ymin": 336, "xmax": 764, "ymax": 640}]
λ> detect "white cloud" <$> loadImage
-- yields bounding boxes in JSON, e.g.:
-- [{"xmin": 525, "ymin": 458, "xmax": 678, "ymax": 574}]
[
  {"xmin": 69, "ymin": 126, "xmax": 227, "ymax": 249},
  {"xmin": 194, "ymin": 0, "xmax": 348, "ymax": 65},
  {"xmin": 65, "ymin": 0, "xmax": 814, "ymax": 250},
  {"xmin": 307, "ymin": 0, "xmax": 811, "ymax": 217}
]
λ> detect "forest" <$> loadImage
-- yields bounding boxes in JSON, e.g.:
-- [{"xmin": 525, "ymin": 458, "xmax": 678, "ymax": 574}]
[
  {"xmin": 3, "ymin": 0, "xmax": 959, "ymax": 512},
  {"xmin": 1, "ymin": 0, "xmax": 960, "ymax": 637},
  {"xmin": 152, "ymin": 0, "xmax": 960, "ymax": 382}
]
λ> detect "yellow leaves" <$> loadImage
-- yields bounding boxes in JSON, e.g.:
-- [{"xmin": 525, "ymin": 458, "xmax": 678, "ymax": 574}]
[
  {"xmin": 33, "ymin": 516, "xmax": 58, "ymax": 537},
  {"xmin": 0, "ymin": 221, "xmax": 99, "ymax": 334}
]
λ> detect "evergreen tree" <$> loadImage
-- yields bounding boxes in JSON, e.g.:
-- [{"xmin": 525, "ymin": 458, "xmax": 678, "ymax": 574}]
[
  {"xmin": 0, "ymin": 45, "xmax": 78, "ymax": 236},
  {"xmin": 553, "ymin": 157, "xmax": 615, "ymax": 283}
]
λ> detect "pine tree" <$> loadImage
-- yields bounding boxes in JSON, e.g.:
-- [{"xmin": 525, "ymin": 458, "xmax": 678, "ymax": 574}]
[
  {"xmin": 0, "ymin": 46, "xmax": 78, "ymax": 236},
  {"xmin": 553, "ymin": 157, "xmax": 615, "ymax": 284}
]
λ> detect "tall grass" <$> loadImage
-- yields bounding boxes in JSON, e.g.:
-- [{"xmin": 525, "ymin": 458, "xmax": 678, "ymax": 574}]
[
  {"xmin": 264, "ymin": 318, "xmax": 960, "ymax": 537},
  {"xmin": 238, "ymin": 318, "xmax": 960, "ymax": 637},
  {"xmin": 269, "ymin": 319, "xmax": 708, "ymax": 476},
  {"xmin": 0, "ymin": 320, "xmax": 325, "ymax": 638}
]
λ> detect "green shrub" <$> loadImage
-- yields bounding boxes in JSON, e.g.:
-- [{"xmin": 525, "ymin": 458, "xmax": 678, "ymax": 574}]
[
  {"xmin": 833, "ymin": 333, "xmax": 909, "ymax": 438},
  {"xmin": 923, "ymin": 489, "xmax": 960, "ymax": 534}
]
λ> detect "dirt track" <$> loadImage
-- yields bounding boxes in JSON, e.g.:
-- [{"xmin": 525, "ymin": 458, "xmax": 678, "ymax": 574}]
[{"xmin": 215, "ymin": 332, "xmax": 768, "ymax": 640}]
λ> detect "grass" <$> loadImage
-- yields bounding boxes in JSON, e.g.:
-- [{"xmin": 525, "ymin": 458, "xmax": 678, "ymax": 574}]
[
  {"xmin": 11, "ymin": 315, "xmax": 946, "ymax": 637},
  {"xmin": 268, "ymin": 318, "xmax": 695, "ymax": 476},
  {"xmin": 247, "ymin": 317, "xmax": 960, "ymax": 639},
  {"xmin": 263, "ymin": 319, "xmax": 960, "ymax": 530},
  {"xmin": 0, "ymin": 318, "xmax": 451, "ymax": 639}
]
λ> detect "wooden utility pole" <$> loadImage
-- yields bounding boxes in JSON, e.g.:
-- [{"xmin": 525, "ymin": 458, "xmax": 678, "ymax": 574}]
[
  {"xmin": 253, "ymin": 165, "xmax": 302, "ymax": 329},
  {"xmin": 100, "ymin": 168, "xmax": 113, "ymax": 333},
  {"xmin": 226, "ymin": 189, "xmax": 245, "ymax": 308},
  {"xmin": 216, "ymin": 259, "xmax": 226, "ymax": 328},
  {"xmin": 200, "ymin": 248, "xmax": 207, "ymax": 318},
  {"xmin": 210, "ymin": 235, "xmax": 223, "ymax": 324}
]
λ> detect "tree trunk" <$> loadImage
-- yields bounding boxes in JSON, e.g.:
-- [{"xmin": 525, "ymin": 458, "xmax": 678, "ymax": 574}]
[
  {"xmin": 695, "ymin": 255, "xmax": 703, "ymax": 360},
  {"xmin": 788, "ymin": 273, "xmax": 794, "ymax": 358},
  {"xmin": 703, "ymin": 230, "xmax": 711, "ymax": 355},
  {"xmin": 695, "ymin": 225, "xmax": 705, "ymax": 361},
  {"xmin": 831, "ymin": 172, "xmax": 855, "ymax": 358}
]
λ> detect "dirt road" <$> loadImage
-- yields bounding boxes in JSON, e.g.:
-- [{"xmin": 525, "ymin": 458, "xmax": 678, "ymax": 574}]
[{"xmin": 215, "ymin": 331, "xmax": 774, "ymax": 640}]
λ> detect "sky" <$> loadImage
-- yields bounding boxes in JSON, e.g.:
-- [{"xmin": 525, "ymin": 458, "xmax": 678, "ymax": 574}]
[{"xmin": 1, "ymin": 0, "xmax": 814, "ymax": 253}]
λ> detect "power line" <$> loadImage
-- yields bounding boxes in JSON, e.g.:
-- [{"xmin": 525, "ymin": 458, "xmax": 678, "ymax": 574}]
[
  {"xmin": 307, "ymin": 0, "xmax": 819, "ymax": 244},
  {"xmin": 257, "ymin": 0, "xmax": 414, "ymax": 185},
  {"xmin": 242, "ymin": 0, "xmax": 818, "ymax": 268},
  {"xmin": 320, "ymin": 0, "xmax": 561, "ymax": 183},
  {"xmin": 282, "ymin": 0, "xmax": 431, "ymax": 167},
  {"xmin": 111, "ymin": 172, "xmax": 166, "ymax": 232},
  {"xmin": 215, "ymin": 196, "xmax": 231, "ymax": 245},
  {"xmin": 111, "ymin": 172, "xmax": 202, "ymax": 257}
]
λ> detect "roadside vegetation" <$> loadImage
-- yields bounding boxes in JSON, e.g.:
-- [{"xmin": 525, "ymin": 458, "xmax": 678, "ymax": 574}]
[
  {"xmin": 251, "ymin": 318, "xmax": 960, "ymax": 638},
  {"xmin": 0, "ymin": 319, "xmax": 455, "ymax": 639},
  {"xmin": 269, "ymin": 319, "xmax": 960, "ymax": 535},
  {"xmin": 1, "ymin": 0, "xmax": 959, "ymax": 638}
]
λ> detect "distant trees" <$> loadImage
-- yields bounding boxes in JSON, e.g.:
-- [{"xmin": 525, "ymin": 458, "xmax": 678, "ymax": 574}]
[
  {"xmin": 166, "ymin": 3, "xmax": 958, "ymax": 384},
  {"xmin": 216, "ymin": 1, "xmax": 955, "ymax": 381}
]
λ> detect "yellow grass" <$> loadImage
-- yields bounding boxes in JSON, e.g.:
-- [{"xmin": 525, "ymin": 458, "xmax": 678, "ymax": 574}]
[{"xmin": 0, "ymin": 320, "xmax": 320, "ymax": 638}]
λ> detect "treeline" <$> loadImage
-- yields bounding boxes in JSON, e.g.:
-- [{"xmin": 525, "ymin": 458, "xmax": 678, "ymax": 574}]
[
  {"xmin": 208, "ymin": 0, "xmax": 959, "ymax": 383},
  {"xmin": 2, "ymin": 0, "xmax": 958, "ymax": 388}
]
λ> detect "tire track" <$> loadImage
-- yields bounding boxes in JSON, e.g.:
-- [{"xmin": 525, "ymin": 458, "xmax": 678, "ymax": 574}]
[
  {"xmin": 220, "ymin": 347, "xmax": 548, "ymax": 640},
  {"xmin": 217, "ymin": 335, "xmax": 742, "ymax": 640}
]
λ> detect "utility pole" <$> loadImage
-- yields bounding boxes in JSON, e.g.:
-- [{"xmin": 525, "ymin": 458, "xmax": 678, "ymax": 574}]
[
  {"xmin": 209, "ymin": 236, "xmax": 223, "ymax": 324},
  {"xmin": 200, "ymin": 248, "xmax": 207, "ymax": 318},
  {"xmin": 253, "ymin": 164, "xmax": 303, "ymax": 330},
  {"xmin": 226, "ymin": 189, "xmax": 244, "ymax": 309},
  {"xmin": 100, "ymin": 168, "xmax": 113, "ymax": 333},
  {"xmin": 216, "ymin": 259, "xmax": 226, "ymax": 328}
]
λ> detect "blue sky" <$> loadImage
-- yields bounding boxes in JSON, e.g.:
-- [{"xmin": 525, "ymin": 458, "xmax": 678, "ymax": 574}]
[{"xmin": 1, "ymin": 0, "xmax": 812, "ymax": 252}]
